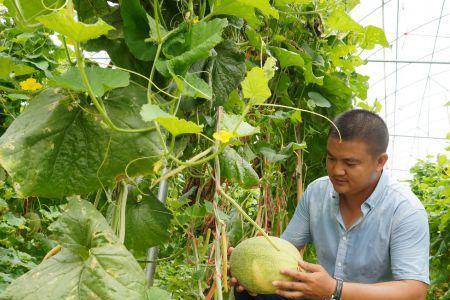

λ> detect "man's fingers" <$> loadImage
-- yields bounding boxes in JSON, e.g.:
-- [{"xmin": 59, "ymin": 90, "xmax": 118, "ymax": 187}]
[
  {"xmin": 272, "ymin": 280, "xmax": 307, "ymax": 291},
  {"xmin": 227, "ymin": 247, "xmax": 234, "ymax": 255},
  {"xmin": 230, "ymin": 277, "xmax": 238, "ymax": 285},
  {"xmin": 280, "ymin": 268, "xmax": 310, "ymax": 282},
  {"xmin": 236, "ymin": 285, "xmax": 245, "ymax": 292},
  {"xmin": 276, "ymin": 289, "xmax": 305, "ymax": 299},
  {"xmin": 299, "ymin": 260, "xmax": 322, "ymax": 273}
]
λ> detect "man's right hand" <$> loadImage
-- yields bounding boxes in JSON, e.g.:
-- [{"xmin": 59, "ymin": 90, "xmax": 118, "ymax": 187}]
[{"xmin": 228, "ymin": 247, "xmax": 257, "ymax": 297}]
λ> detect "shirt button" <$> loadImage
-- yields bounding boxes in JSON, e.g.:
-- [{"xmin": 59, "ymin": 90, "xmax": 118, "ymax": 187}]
[
  {"xmin": 342, "ymin": 236, "xmax": 347, "ymax": 241},
  {"xmin": 337, "ymin": 262, "xmax": 342, "ymax": 267}
]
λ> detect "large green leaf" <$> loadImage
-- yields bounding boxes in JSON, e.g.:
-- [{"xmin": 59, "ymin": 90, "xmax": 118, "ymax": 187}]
[
  {"xmin": 3, "ymin": 0, "xmax": 64, "ymax": 27},
  {"xmin": 125, "ymin": 193, "xmax": 173, "ymax": 258},
  {"xmin": 241, "ymin": 67, "xmax": 271, "ymax": 104},
  {"xmin": 270, "ymin": 47, "xmax": 304, "ymax": 68},
  {"xmin": 120, "ymin": 0, "xmax": 158, "ymax": 61},
  {"xmin": 37, "ymin": 12, "xmax": 115, "ymax": 42},
  {"xmin": 326, "ymin": 8, "xmax": 363, "ymax": 32},
  {"xmin": 176, "ymin": 73, "xmax": 212, "ymax": 100},
  {"xmin": 146, "ymin": 287, "xmax": 172, "ymax": 300},
  {"xmin": 0, "ymin": 55, "xmax": 35, "ymax": 79},
  {"xmin": 167, "ymin": 18, "xmax": 228, "ymax": 75},
  {"xmin": 0, "ymin": 199, "xmax": 147, "ymax": 300},
  {"xmin": 0, "ymin": 86, "xmax": 163, "ymax": 198},
  {"xmin": 212, "ymin": 0, "xmax": 278, "ymax": 28},
  {"xmin": 304, "ymin": 62, "xmax": 323, "ymax": 85},
  {"xmin": 219, "ymin": 147, "xmax": 259, "ymax": 188},
  {"xmin": 308, "ymin": 91, "xmax": 331, "ymax": 108},
  {"xmin": 208, "ymin": 41, "xmax": 246, "ymax": 105},
  {"xmin": 359, "ymin": 25, "xmax": 389, "ymax": 50},
  {"xmin": 49, "ymin": 66, "xmax": 130, "ymax": 97}
]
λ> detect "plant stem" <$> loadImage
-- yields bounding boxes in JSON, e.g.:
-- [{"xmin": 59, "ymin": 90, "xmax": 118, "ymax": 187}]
[
  {"xmin": 74, "ymin": 43, "xmax": 155, "ymax": 133},
  {"xmin": 61, "ymin": 36, "xmax": 76, "ymax": 66},
  {"xmin": 255, "ymin": 103, "xmax": 342, "ymax": 141},
  {"xmin": 191, "ymin": 234, "xmax": 206, "ymax": 299},
  {"xmin": 219, "ymin": 188, "xmax": 280, "ymax": 251},
  {"xmin": 118, "ymin": 180, "xmax": 128, "ymax": 244},
  {"xmin": 152, "ymin": 146, "xmax": 216, "ymax": 187}
]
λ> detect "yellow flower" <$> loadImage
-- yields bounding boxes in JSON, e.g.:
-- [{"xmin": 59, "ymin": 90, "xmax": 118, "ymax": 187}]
[
  {"xmin": 153, "ymin": 160, "xmax": 163, "ymax": 173},
  {"xmin": 19, "ymin": 78, "xmax": 43, "ymax": 91},
  {"xmin": 193, "ymin": 17, "xmax": 199, "ymax": 24},
  {"xmin": 18, "ymin": 223, "xmax": 25, "ymax": 230},
  {"xmin": 213, "ymin": 130, "xmax": 235, "ymax": 143}
]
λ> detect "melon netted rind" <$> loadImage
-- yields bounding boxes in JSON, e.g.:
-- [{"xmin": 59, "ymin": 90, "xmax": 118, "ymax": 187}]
[{"xmin": 229, "ymin": 236, "xmax": 302, "ymax": 294}]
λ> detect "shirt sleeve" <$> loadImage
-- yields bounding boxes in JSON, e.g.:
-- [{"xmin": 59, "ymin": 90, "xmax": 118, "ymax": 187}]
[
  {"xmin": 390, "ymin": 209, "xmax": 430, "ymax": 284},
  {"xmin": 281, "ymin": 186, "xmax": 311, "ymax": 247}
]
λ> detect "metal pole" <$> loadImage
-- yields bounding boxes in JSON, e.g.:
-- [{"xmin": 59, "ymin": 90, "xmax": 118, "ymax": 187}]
[
  {"xmin": 145, "ymin": 165, "xmax": 168, "ymax": 288},
  {"xmin": 367, "ymin": 59, "xmax": 450, "ymax": 64}
]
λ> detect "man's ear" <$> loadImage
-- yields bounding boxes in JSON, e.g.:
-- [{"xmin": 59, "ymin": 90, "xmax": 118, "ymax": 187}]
[{"xmin": 376, "ymin": 153, "xmax": 388, "ymax": 171}]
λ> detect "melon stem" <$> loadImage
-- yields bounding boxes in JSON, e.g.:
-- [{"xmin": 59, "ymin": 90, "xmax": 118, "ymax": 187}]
[{"xmin": 219, "ymin": 188, "xmax": 280, "ymax": 251}]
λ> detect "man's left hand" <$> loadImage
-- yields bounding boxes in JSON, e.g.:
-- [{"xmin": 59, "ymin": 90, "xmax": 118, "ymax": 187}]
[{"xmin": 272, "ymin": 260, "xmax": 337, "ymax": 300}]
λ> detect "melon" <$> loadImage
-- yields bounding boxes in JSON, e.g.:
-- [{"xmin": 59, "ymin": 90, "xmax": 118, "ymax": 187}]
[{"xmin": 229, "ymin": 236, "xmax": 302, "ymax": 294}]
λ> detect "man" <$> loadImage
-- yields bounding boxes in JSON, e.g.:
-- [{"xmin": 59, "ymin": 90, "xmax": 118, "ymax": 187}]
[{"xmin": 233, "ymin": 109, "xmax": 429, "ymax": 300}]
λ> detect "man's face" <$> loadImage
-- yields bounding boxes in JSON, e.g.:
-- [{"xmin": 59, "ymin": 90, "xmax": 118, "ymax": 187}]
[{"xmin": 326, "ymin": 137, "xmax": 387, "ymax": 196}]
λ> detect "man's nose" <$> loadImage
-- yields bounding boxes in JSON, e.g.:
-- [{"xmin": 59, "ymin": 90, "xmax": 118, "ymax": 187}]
[{"xmin": 331, "ymin": 162, "xmax": 346, "ymax": 176}]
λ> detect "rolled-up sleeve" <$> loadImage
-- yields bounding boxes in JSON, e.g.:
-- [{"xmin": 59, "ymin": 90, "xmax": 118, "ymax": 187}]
[
  {"xmin": 281, "ymin": 187, "xmax": 311, "ymax": 247},
  {"xmin": 390, "ymin": 209, "xmax": 430, "ymax": 284}
]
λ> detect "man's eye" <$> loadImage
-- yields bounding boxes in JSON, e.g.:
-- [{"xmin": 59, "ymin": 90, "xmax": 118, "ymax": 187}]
[{"xmin": 327, "ymin": 156, "xmax": 335, "ymax": 161}]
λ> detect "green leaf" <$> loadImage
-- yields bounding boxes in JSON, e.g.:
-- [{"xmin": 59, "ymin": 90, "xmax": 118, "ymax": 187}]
[
  {"xmin": 120, "ymin": 0, "xmax": 158, "ymax": 61},
  {"xmin": 224, "ymin": 90, "xmax": 245, "ymax": 114},
  {"xmin": 167, "ymin": 19, "xmax": 228, "ymax": 75},
  {"xmin": 209, "ymin": 41, "xmax": 246, "ymax": 105},
  {"xmin": 140, "ymin": 104, "xmax": 203, "ymax": 136},
  {"xmin": 304, "ymin": 62, "xmax": 323, "ymax": 85},
  {"xmin": 179, "ymin": 73, "xmax": 213, "ymax": 100},
  {"xmin": 147, "ymin": 15, "xmax": 168, "ymax": 43},
  {"xmin": 256, "ymin": 145, "xmax": 289, "ymax": 163},
  {"xmin": 326, "ymin": 8, "xmax": 363, "ymax": 32},
  {"xmin": 0, "ymin": 55, "xmax": 35, "ymax": 79},
  {"xmin": 74, "ymin": 0, "xmax": 113, "ymax": 22},
  {"xmin": 3, "ymin": 0, "xmax": 64, "ymax": 27},
  {"xmin": 270, "ymin": 47, "xmax": 304, "ymax": 68},
  {"xmin": 263, "ymin": 56, "xmax": 277, "ymax": 80},
  {"xmin": 49, "ymin": 66, "xmax": 130, "ymax": 97},
  {"xmin": 140, "ymin": 104, "xmax": 171, "ymax": 122},
  {"xmin": 308, "ymin": 91, "xmax": 331, "ymax": 108},
  {"xmin": 146, "ymin": 287, "xmax": 172, "ymax": 300},
  {"xmin": 37, "ymin": 12, "xmax": 115, "ymax": 42},
  {"xmin": 241, "ymin": 67, "xmax": 271, "ymax": 104},
  {"xmin": 349, "ymin": 73, "xmax": 369, "ymax": 99},
  {"xmin": 0, "ymin": 86, "xmax": 163, "ymax": 198},
  {"xmin": 212, "ymin": 0, "xmax": 279, "ymax": 28},
  {"xmin": 156, "ymin": 117, "xmax": 203, "ymax": 136},
  {"xmin": 221, "ymin": 113, "xmax": 260, "ymax": 137},
  {"xmin": 125, "ymin": 193, "xmax": 172, "ymax": 258},
  {"xmin": 360, "ymin": 25, "xmax": 389, "ymax": 50},
  {"xmin": 0, "ymin": 199, "xmax": 147, "ymax": 299},
  {"xmin": 220, "ymin": 147, "xmax": 259, "ymax": 188}
]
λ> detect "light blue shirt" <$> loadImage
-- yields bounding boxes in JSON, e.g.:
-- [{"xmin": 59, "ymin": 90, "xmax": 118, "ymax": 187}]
[{"xmin": 281, "ymin": 171, "xmax": 430, "ymax": 284}]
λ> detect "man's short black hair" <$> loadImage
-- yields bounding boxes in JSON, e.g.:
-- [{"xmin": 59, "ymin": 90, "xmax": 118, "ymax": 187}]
[{"xmin": 328, "ymin": 109, "xmax": 389, "ymax": 157}]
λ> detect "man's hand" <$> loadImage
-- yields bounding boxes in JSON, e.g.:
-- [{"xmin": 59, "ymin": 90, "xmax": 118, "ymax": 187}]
[
  {"xmin": 272, "ymin": 261, "xmax": 336, "ymax": 299},
  {"xmin": 228, "ymin": 247, "xmax": 257, "ymax": 296}
]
